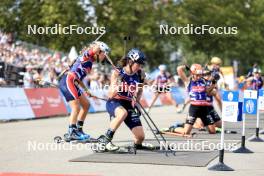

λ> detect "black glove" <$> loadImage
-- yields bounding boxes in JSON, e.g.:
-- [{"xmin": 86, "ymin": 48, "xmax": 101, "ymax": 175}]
[
  {"xmin": 185, "ymin": 65, "xmax": 190, "ymax": 71},
  {"xmin": 212, "ymin": 79, "xmax": 217, "ymax": 85},
  {"xmin": 212, "ymin": 73, "xmax": 220, "ymax": 81}
]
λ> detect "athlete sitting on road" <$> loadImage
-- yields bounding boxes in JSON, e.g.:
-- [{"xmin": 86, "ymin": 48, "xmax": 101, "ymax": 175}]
[
  {"xmin": 191, "ymin": 66, "xmax": 222, "ymax": 130},
  {"xmin": 160, "ymin": 64, "xmax": 218, "ymax": 136},
  {"xmin": 175, "ymin": 64, "xmax": 217, "ymax": 135}
]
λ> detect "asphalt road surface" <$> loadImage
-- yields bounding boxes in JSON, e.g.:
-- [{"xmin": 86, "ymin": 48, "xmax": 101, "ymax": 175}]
[{"xmin": 1, "ymin": 106, "xmax": 264, "ymax": 176}]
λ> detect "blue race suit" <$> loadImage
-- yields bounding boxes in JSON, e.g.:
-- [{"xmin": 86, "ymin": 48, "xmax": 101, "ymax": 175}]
[{"xmin": 59, "ymin": 50, "xmax": 95, "ymax": 101}]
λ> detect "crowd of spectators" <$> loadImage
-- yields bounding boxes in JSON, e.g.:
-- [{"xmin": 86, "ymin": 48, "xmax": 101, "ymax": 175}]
[
  {"xmin": 2, "ymin": 30, "xmax": 259, "ymax": 91},
  {"xmin": 0, "ymin": 31, "xmax": 110, "ymax": 89}
]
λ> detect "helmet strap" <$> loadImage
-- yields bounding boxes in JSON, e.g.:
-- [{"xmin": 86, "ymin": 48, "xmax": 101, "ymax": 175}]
[
  {"xmin": 95, "ymin": 51, "xmax": 103, "ymax": 63},
  {"xmin": 129, "ymin": 62, "xmax": 134, "ymax": 74},
  {"xmin": 126, "ymin": 60, "xmax": 134, "ymax": 74},
  {"xmin": 93, "ymin": 54, "xmax": 98, "ymax": 62}
]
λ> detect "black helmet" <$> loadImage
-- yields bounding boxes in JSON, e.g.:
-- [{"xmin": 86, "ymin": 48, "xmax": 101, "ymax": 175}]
[{"xmin": 126, "ymin": 48, "xmax": 146, "ymax": 65}]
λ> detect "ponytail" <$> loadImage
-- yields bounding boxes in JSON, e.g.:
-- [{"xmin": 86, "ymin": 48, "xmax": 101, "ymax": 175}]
[
  {"xmin": 117, "ymin": 57, "xmax": 128, "ymax": 67},
  {"xmin": 80, "ymin": 42, "xmax": 94, "ymax": 55}
]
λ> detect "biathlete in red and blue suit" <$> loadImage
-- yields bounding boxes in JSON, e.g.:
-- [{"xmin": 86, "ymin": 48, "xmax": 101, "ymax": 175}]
[{"xmin": 59, "ymin": 41, "xmax": 110, "ymax": 141}]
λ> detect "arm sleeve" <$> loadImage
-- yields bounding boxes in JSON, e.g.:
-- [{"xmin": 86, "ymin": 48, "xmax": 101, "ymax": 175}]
[{"xmin": 80, "ymin": 50, "xmax": 95, "ymax": 62}]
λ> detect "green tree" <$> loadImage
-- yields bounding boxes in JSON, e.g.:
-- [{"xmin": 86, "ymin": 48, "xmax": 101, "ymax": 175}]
[
  {"xmin": 90, "ymin": 0, "xmax": 182, "ymax": 68},
  {"xmin": 177, "ymin": 0, "xmax": 264, "ymax": 73},
  {"xmin": 0, "ymin": 0, "xmax": 89, "ymax": 52},
  {"xmin": 1, "ymin": 0, "xmax": 264, "ymax": 73}
]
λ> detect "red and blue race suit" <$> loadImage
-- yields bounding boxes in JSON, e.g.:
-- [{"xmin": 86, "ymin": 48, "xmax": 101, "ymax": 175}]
[
  {"xmin": 59, "ymin": 50, "xmax": 95, "ymax": 101},
  {"xmin": 187, "ymin": 78, "xmax": 210, "ymax": 106},
  {"xmin": 186, "ymin": 78, "xmax": 214, "ymax": 126},
  {"xmin": 106, "ymin": 68, "xmax": 143, "ymax": 130}
]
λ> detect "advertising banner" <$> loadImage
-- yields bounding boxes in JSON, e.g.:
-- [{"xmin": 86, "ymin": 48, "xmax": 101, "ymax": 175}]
[
  {"xmin": 0, "ymin": 88, "xmax": 35, "ymax": 120},
  {"xmin": 24, "ymin": 88, "xmax": 68, "ymax": 118}
]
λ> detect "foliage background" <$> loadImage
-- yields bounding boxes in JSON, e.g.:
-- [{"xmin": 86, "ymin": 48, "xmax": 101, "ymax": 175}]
[{"xmin": 1, "ymin": 0, "xmax": 263, "ymax": 74}]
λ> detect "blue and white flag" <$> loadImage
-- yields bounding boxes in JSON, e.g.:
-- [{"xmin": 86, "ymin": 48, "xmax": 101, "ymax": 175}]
[{"xmin": 222, "ymin": 91, "xmax": 239, "ymax": 122}]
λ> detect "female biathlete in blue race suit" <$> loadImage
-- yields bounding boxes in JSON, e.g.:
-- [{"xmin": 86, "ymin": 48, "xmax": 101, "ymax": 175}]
[
  {"xmin": 98, "ymin": 48, "xmax": 148, "ymax": 151},
  {"xmin": 177, "ymin": 64, "xmax": 216, "ymax": 135},
  {"xmin": 59, "ymin": 41, "xmax": 110, "ymax": 141}
]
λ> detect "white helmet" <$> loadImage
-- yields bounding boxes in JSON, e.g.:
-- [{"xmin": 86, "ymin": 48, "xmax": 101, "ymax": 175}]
[
  {"xmin": 93, "ymin": 41, "xmax": 111, "ymax": 54},
  {"xmin": 158, "ymin": 64, "xmax": 167, "ymax": 71},
  {"xmin": 253, "ymin": 68, "xmax": 262, "ymax": 73},
  {"xmin": 211, "ymin": 57, "xmax": 222, "ymax": 65}
]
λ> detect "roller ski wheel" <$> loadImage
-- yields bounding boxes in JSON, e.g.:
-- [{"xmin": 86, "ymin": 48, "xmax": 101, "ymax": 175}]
[
  {"xmin": 53, "ymin": 134, "xmax": 71, "ymax": 143},
  {"xmin": 64, "ymin": 133, "xmax": 71, "ymax": 142},
  {"xmin": 224, "ymin": 130, "xmax": 237, "ymax": 134},
  {"xmin": 54, "ymin": 136, "xmax": 63, "ymax": 143},
  {"xmin": 93, "ymin": 146, "xmax": 135, "ymax": 154},
  {"xmin": 54, "ymin": 133, "xmax": 98, "ymax": 144}
]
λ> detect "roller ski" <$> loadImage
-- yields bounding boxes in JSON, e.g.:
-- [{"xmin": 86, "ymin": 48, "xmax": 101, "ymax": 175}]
[
  {"xmin": 134, "ymin": 143, "xmax": 156, "ymax": 151},
  {"xmin": 54, "ymin": 128, "xmax": 98, "ymax": 144},
  {"xmin": 215, "ymin": 127, "xmax": 237, "ymax": 134},
  {"xmin": 157, "ymin": 126, "xmax": 197, "ymax": 138},
  {"xmin": 54, "ymin": 134, "xmax": 98, "ymax": 144},
  {"xmin": 94, "ymin": 135, "xmax": 136, "ymax": 154},
  {"xmin": 93, "ymin": 145, "xmax": 137, "ymax": 154},
  {"xmin": 159, "ymin": 131, "xmax": 196, "ymax": 138}
]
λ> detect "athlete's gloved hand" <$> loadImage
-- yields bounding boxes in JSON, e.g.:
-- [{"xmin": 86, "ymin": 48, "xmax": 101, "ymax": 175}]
[
  {"xmin": 185, "ymin": 65, "xmax": 190, "ymax": 71},
  {"xmin": 212, "ymin": 79, "xmax": 217, "ymax": 85},
  {"xmin": 116, "ymin": 72, "xmax": 126, "ymax": 91},
  {"xmin": 84, "ymin": 88, "xmax": 92, "ymax": 97}
]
